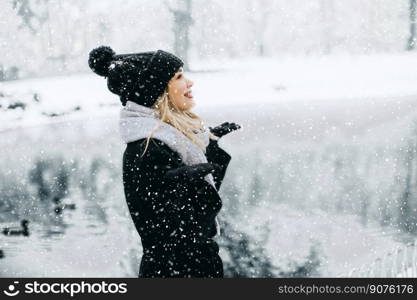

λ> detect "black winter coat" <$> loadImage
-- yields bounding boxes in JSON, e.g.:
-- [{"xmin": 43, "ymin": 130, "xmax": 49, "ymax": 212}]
[{"xmin": 122, "ymin": 137, "xmax": 231, "ymax": 278}]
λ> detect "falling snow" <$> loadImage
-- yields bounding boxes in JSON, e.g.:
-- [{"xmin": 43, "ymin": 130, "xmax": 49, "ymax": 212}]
[{"xmin": 1, "ymin": 0, "xmax": 417, "ymax": 278}]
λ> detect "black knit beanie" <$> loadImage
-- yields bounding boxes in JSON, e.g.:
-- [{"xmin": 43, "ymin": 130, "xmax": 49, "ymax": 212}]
[{"xmin": 88, "ymin": 46, "xmax": 184, "ymax": 107}]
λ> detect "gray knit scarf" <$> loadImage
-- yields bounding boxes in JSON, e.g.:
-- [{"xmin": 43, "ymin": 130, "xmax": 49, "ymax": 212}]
[{"xmin": 119, "ymin": 100, "xmax": 220, "ymax": 234}]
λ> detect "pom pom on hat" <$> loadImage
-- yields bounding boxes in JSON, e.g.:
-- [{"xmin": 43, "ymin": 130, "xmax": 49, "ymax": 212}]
[{"xmin": 88, "ymin": 46, "xmax": 116, "ymax": 77}]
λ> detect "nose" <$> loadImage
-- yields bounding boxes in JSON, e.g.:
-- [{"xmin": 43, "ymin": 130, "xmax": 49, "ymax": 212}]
[{"xmin": 187, "ymin": 78, "xmax": 194, "ymax": 87}]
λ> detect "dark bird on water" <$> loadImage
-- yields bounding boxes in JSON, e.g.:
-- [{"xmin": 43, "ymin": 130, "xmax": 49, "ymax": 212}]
[
  {"xmin": 2, "ymin": 219, "xmax": 30, "ymax": 236},
  {"xmin": 54, "ymin": 203, "xmax": 76, "ymax": 215}
]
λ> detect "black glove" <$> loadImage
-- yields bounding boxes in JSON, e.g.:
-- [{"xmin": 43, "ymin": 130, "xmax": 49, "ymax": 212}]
[
  {"xmin": 164, "ymin": 163, "xmax": 221, "ymax": 184},
  {"xmin": 209, "ymin": 122, "xmax": 241, "ymax": 138}
]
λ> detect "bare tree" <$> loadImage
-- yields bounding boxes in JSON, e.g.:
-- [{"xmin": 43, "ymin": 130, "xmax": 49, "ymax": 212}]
[
  {"xmin": 399, "ymin": 127, "xmax": 417, "ymax": 233},
  {"xmin": 408, "ymin": 0, "xmax": 417, "ymax": 50},
  {"xmin": 11, "ymin": 0, "xmax": 86, "ymax": 74},
  {"xmin": 166, "ymin": 0, "xmax": 193, "ymax": 70},
  {"xmin": 12, "ymin": 0, "xmax": 49, "ymax": 34},
  {"xmin": 320, "ymin": 0, "xmax": 335, "ymax": 55},
  {"xmin": 246, "ymin": 0, "xmax": 271, "ymax": 57}
]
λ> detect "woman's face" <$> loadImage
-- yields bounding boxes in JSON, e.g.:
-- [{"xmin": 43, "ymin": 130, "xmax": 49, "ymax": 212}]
[{"xmin": 167, "ymin": 67, "xmax": 194, "ymax": 111}]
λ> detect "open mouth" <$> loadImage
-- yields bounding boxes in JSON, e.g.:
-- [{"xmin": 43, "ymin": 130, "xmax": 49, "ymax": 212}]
[{"xmin": 184, "ymin": 90, "xmax": 193, "ymax": 99}]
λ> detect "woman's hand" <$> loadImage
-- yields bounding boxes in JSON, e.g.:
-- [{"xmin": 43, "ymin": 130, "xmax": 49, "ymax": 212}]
[
  {"xmin": 164, "ymin": 163, "xmax": 221, "ymax": 184},
  {"xmin": 209, "ymin": 122, "xmax": 241, "ymax": 139}
]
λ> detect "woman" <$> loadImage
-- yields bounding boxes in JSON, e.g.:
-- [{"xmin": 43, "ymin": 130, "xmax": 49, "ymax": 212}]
[{"xmin": 88, "ymin": 46, "xmax": 241, "ymax": 277}]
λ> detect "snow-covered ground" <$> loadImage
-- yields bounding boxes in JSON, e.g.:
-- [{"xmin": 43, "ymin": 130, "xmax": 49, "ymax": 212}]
[{"xmin": 2, "ymin": 52, "xmax": 417, "ymax": 132}]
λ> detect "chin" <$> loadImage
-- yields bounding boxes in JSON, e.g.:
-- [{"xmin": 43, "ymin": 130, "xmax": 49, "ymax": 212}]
[
  {"xmin": 183, "ymin": 99, "xmax": 195, "ymax": 110},
  {"xmin": 179, "ymin": 105, "xmax": 193, "ymax": 112}
]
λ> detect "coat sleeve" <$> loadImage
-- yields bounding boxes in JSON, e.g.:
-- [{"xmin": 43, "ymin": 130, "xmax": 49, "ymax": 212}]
[{"xmin": 205, "ymin": 138, "xmax": 232, "ymax": 190}]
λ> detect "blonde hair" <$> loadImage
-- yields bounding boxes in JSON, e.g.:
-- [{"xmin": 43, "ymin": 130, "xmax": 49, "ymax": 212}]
[{"xmin": 141, "ymin": 88, "xmax": 215, "ymax": 157}]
